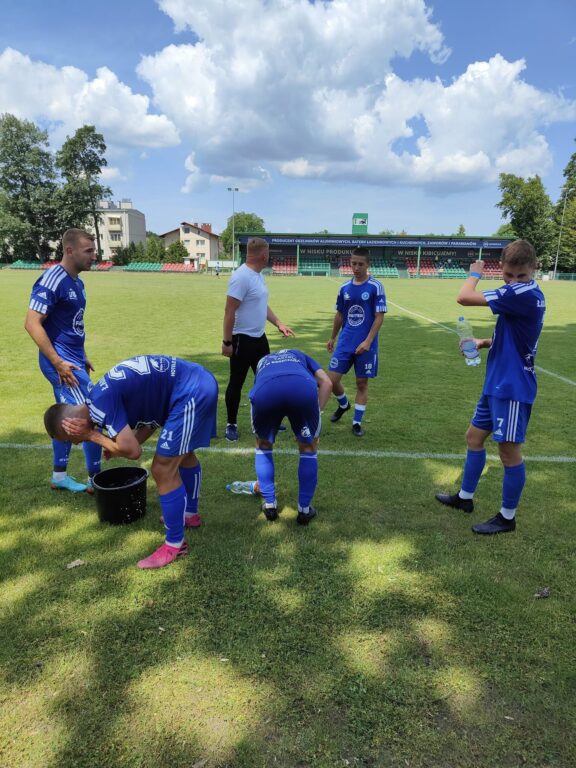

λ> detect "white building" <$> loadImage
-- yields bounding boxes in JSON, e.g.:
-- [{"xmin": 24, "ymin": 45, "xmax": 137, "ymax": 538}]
[
  {"xmin": 159, "ymin": 221, "xmax": 220, "ymax": 271},
  {"xmin": 95, "ymin": 199, "xmax": 146, "ymax": 261}
]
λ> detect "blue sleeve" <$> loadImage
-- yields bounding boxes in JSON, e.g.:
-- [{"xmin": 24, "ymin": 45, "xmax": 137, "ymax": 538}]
[
  {"xmin": 335, "ymin": 286, "xmax": 344, "ymax": 313},
  {"xmin": 303, "ymin": 354, "xmax": 322, "ymax": 376},
  {"xmin": 29, "ymin": 275, "xmax": 58, "ymax": 315},
  {"xmin": 483, "ymin": 283, "xmax": 537, "ymax": 318},
  {"xmin": 89, "ymin": 387, "xmax": 128, "ymax": 438},
  {"xmin": 374, "ymin": 281, "xmax": 387, "ymax": 313}
]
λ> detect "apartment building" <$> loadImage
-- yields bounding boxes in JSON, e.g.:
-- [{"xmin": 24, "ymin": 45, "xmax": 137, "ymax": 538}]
[
  {"xmin": 159, "ymin": 222, "xmax": 220, "ymax": 270},
  {"xmin": 95, "ymin": 199, "xmax": 146, "ymax": 261}
]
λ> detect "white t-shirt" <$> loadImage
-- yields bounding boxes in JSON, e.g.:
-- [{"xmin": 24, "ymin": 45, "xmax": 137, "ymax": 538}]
[{"xmin": 227, "ymin": 263, "xmax": 269, "ymax": 336}]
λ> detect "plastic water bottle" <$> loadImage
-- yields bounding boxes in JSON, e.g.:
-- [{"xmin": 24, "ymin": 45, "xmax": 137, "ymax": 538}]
[
  {"xmin": 456, "ymin": 316, "xmax": 481, "ymax": 366},
  {"xmin": 226, "ymin": 480, "xmax": 257, "ymax": 495}
]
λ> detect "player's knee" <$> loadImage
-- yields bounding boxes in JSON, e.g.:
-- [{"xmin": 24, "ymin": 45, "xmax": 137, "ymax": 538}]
[{"xmin": 498, "ymin": 442, "xmax": 522, "ymax": 466}]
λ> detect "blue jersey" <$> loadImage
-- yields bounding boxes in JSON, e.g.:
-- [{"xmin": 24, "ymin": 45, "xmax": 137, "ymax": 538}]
[
  {"xmin": 29, "ymin": 264, "xmax": 87, "ymax": 366},
  {"xmin": 335, "ymin": 278, "xmax": 387, "ymax": 352},
  {"xmin": 250, "ymin": 349, "xmax": 321, "ymax": 396},
  {"xmin": 88, "ymin": 356, "xmax": 205, "ymax": 437},
  {"xmin": 482, "ymin": 280, "xmax": 545, "ymax": 404}
]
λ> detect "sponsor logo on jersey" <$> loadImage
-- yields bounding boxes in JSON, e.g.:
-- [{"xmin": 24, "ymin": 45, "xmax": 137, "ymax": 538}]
[
  {"xmin": 160, "ymin": 441, "xmax": 171, "ymax": 449},
  {"xmin": 72, "ymin": 308, "xmax": 85, "ymax": 336},
  {"xmin": 150, "ymin": 356, "xmax": 171, "ymax": 373},
  {"xmin": 347, "ymin": 305, "xmax": 365, "ymax": 327},
  {"xmin": 493, "ymin": 429, "xmax": 503, "ymax": 437},
  {"xmin": 329, "ymin": 357, "xmax": 339, "ymax": 368},
  {"xmin": 361, "ymin": 291, "xmax": 370, "ymax": 300},
  {"xmin": 68, "ymin": 289, "xmax": 78, "ymax": 301},
  {"xmin": 37, "ymin": 291, "xmax": 48, "ymax": 299}
]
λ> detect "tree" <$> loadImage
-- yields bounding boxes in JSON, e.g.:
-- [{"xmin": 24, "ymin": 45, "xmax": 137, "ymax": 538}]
[
  {"xmin": 165, "ymin": 240, "xmax": 188, "ymax": 263},
  {"xmin": 453, "ymin": 224, "xmax": 466, "ymax": 237},
  {"xmin": 493, "ymin": 223, "xmax": 517, "ymax": 239},
  {"xmin": 378, "ymin": 229, "xmax": 396, "ymax": 236},
  {"xmin": 143, "ymin": 233, "xmax": 166, "ymax": 263},
  {"xmin": 0, "ymin": 113, "xmax": 59, "ymax": 261},
  {"xmin": 553, "ymin": 139, "xmax": 576, "ymax": 272},
  {"xmin": 55, "ymin": 125, "xmax": 111, "ymax": 260},
  {"xmin": 220, "ymin": 212, "xmax": 266, "ymax": 255},
  {"xmin": 496, "ymin": 173, "xmax": 555, "ymax": 267}
]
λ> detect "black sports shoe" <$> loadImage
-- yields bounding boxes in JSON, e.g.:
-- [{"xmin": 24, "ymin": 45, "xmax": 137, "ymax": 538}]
[
  {"xmin": 296, "ymin": 506, "xmax": 317, "ymax": 526},
  {"xmin": 352, "ymin": 423, "xmax": 364, "ymax": 437},
  {"xmin": 472, "ymin": 513, "xmax": 516, "ymax": 535},
  {"xmin": 435, "ymin": 492, "xmax": 474, "ymax": 514},
  {"xmin": 330, "ymin": 403, "xmax": 351, "ymax": 422},
  {"xmin": 262, "ymin": 502, "xmax": 278, "ymax": 521}
]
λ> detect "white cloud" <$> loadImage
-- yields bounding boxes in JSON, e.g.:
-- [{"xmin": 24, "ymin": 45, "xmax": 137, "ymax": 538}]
[
  {"xmin": 100, "ymin": 166, "xmax": 127, "ymax": 181},
  {"xmin": 0, "ymin": 48, "xmax": 180, "ymax": 149},
  {"xmin": 138, "ymin": 1, "xmax": 575, "ymax": 190}
]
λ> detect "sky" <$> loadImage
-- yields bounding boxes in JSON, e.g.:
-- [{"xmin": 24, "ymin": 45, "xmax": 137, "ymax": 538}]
[{"xmin": 0, "ymin": 0, "xmax": 574, "ymax": 237}]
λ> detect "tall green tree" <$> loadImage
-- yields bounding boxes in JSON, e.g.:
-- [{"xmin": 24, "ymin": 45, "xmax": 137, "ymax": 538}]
[
  {"xmin": 0, "ymin": 113, "xmax": 59, "ymax": 261},
  {"xmin": 453, "ymin": 224, "xmax": 466, "ymax": 237},
  {"xmin": 496, "ymin": 173, "xmax": 555, "ymax": 267},
  {"xmin": 143, "ymin": 233, "xmax": 166, "ymax": 263},
  {"xmin": 55, "ymin": 125, "xmax": 111, "ymax": 260},
  {"xmin": 553, "ymin": 139, "xmax": 576, "ymax": 272},
  {"xmin": 493, "ymin": 223, "xmax": 517, "ymax": 239},
  {"xmin": 220, "ymin": 212, "xmax": 266, "ymax": 256},
  {"xmin": 165, "ymin": 240, "xmax": 188, "ymax": 263}
]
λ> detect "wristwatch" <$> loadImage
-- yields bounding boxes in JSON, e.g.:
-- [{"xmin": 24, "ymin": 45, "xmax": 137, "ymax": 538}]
[{"xmin": 222, "ymin": 339, "xmax": 233, "ymax": 347}]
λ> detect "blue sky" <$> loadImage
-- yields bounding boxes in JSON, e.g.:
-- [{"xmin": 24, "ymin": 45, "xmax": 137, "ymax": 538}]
[{"xmin": 1, "ymin": 0, "xmax": 574, "ymax": 237}]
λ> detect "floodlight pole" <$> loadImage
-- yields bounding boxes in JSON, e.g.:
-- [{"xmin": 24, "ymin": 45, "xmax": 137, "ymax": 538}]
[
  {"xmin": 227, "ymin": 186, "xmax": 239, "ymax": 266},
  {"xmin": 553, "ymin": 189, "xmax": 568, "ymax": 281}
]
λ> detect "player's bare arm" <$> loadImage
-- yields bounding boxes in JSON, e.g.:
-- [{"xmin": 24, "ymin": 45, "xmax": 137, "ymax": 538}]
[
  {"xmin": 327, "ymin": 311, "xmax": 343, "ymax": 352},
  {"xmin": 25, "ymin": 308, "xmax": 81, "ymax": 385},
  {"xmin": 315, "ymin": 369, "xmax": 333, "ymax": 410},
  {"xmin": 222, "ymin": 295, "xmax": 241, "ymax": 357},
  {"xmin": 457, "ymin": 260, "xmax": 489, "ymax": 307},
  {"xmin": 63, "ymin": 419, "xmax": 142, "ymax": 460},
  {"xmin": 267, "ymin": 306, "xmax": 295, "ymax": 337}
]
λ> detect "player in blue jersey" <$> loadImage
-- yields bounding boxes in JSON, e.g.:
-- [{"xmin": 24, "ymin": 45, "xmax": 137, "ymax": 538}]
[
  {"xmin": 43, "ymin": 356, "xmax": 218, "ymax": 568},
  {"xmin": 326, "ymin": 247, "xmax": 387, "ymax": 436},
  {"xmin": 25, "ymin": 229, "xmax": 102, "ymax": 493},
  {"xmin": 246, "ymin": 349, "xmax": 332, "ymax": 523},
  {"xmin": 435, "ymin": 240, "xmax": 546, "ymax": 535}
]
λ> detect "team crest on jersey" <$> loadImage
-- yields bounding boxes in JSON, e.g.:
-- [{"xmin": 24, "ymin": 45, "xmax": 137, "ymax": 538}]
[
  {"xmin": 361, "ymin": 291, "xmax": 370, "ymax": 300},
  {"xmin": 329, "ymin": 357, "xmax": 339, "ymax": 368},
  {"xmin": 300, "ymin": 426, "xmax": 311, "ymax": 438},
  {"xmin": 150, "ymin": 356, "xmax": 171, "ymax": 373},
  {"xmin": 72, "ymin": 308, "xmax": 85, "ymax": 336},
  {"xmin": 68, "ymin": 288, "xmax": 78, "ymax": 301},
  {"xmin": 348, "ymin": 305, "xmax": 365, "ymax": 326},
  {"xmin": 344, "ymin": 292, "xmax": 350, "ymax": 300}
]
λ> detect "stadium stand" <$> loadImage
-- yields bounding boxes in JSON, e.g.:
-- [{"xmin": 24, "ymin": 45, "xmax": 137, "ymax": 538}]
[
  {"xmin": 94, "ymin": 262, "xmax": 114, "ymax": 271},
  {"xmin": 299, "ymin": 257, "xmax": 330, "ymax": 276},
  {"xmin": 161, "ymin": 263, "xmax": 196, "ymax": 272},
  {"xmin": 10, "ymin": 260, "xmax": 42, "ymax": 269},
  {"xmin": 123, "ymin": 262, "xmax": 162, "ymax": 272},
  {"xmin": 272, "ymin": 257, "xmax": 297, "ymax": 275}
]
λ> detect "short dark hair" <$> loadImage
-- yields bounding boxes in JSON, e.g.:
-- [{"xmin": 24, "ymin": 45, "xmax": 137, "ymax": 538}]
[
  {"xmin": 351, "ymin": 247, "xmax": 370, "ymax": 262},
  {"xmin": 44, "ymin": 403, "xmax": 68, "ymax": 438},
  {"xmin": 501, "ymin": 239, "xmax": 537, "ymax": 269}
]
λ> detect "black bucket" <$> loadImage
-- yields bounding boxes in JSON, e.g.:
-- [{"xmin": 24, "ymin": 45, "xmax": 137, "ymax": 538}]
[{"xmin": 92, "ymin": 466, "xmax": 148, "ymax": 525}]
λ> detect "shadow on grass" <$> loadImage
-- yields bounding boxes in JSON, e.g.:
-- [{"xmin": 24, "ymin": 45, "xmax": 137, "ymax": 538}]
[{"xmin": 1, "ymin": 310, "xmax": 575, "ymax": 767}]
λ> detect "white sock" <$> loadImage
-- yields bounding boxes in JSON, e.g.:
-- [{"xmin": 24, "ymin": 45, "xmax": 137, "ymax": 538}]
[
  {"xmin": 458, "ymin": 490, "xmax": 474, "ymax": 500},
  {"xmin": 499, "ymin": 507, "xmax": 516, "ymax": 520},
  {"xmin": 52, "ymin": 471, "xmax": 67, "ymax": 482}
]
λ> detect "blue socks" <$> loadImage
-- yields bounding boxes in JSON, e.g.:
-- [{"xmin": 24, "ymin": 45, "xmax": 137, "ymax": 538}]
[
  {"xmin": 255, "ymin": 448, "xmax": 276, "ymax": 504},
  {"xmin": 353, "ymin": 404, "xmax": 366, "ymax": 424},
  {"xmin": 179, "ymin": 464, "xmax": 202, "ymax": 513},
  {"xmin": 501, "ymin": 463, "xmax": 525, "ymax": 519},
  {"xmin": 52, "ymin": 438, "xmax": 72, "ymax": 472},
  {"xmin": 460, "ymin": 449, "xmax": 486, "ymax": 496},
  {"xmin": 160, "ymin": 484, "xmax": 186, "ymax": 546},
  {"xmin": 336, "ymin": 393, "xmax": 349, "ymax": 408},
  {"xmin": 83, "ymin": 442, "xmax": 102, "ymax": 479},
  {"xmin": 298, "ymin": 452, "xmax": 318, "ymax": 509}
]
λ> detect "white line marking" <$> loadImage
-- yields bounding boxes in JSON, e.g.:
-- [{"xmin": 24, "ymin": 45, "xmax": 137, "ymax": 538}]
[
  {"xmin": 388, "ymin": 301, "xmax": 576, "ymax": 387},
  {"xmin": 1, "ymin": 443, "xmax": 574, "ymax": 463}
]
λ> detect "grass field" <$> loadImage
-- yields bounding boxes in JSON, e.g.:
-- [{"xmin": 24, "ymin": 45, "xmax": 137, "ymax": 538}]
[{"xmin": 1, "ymin": 270, "xmax": 575, "ymax": 768}]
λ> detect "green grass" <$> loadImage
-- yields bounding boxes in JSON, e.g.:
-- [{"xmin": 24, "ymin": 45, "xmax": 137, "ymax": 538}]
[{"xmin": 0, "ymin": 271, "xmax": 575, "ymax": 768}]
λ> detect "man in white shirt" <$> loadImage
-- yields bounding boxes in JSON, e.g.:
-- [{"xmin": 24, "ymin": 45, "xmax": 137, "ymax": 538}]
[{"xmin": 221, "ymin": 237, "xmax": 294, "ymax": 441}]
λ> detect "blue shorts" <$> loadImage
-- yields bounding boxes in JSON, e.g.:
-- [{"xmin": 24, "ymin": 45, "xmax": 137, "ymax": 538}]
[
  {"xmin": 156, "ymin": 368, "xmax": 218, "ymax": 457},
  {"xmin": 471, "ymin": 394, "xmax": 532, "ymax": 444},
  {"xmin": 250, "ymin": 375, "xmax": 321, "ymax": 444},
  {"xmin": 40, "ymin": 358, "xmax": 93, "ymax": 405},
  {"xmin": 328, "ymin": 345, "xmax": 378, "ymax": 378}
]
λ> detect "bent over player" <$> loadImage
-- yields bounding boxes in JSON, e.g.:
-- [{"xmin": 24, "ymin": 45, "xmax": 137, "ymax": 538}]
[
  {"xmin": 25, "ymin": 228, "xmax": 102, "ymax": 493},
  {"xmin": 44, "ymin": 355, "xmax": 218, "ymax": 568},
  {"xmin": 249, "ymin": 349, "xmax": 332, "ymax": 524},
  {"xmin": 327, "ymin": 247, "xmax": 387, "ymax": 436},
  {"xmin": 435, "ymin": 240, "xmax": 545, "ymax": 534}
]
